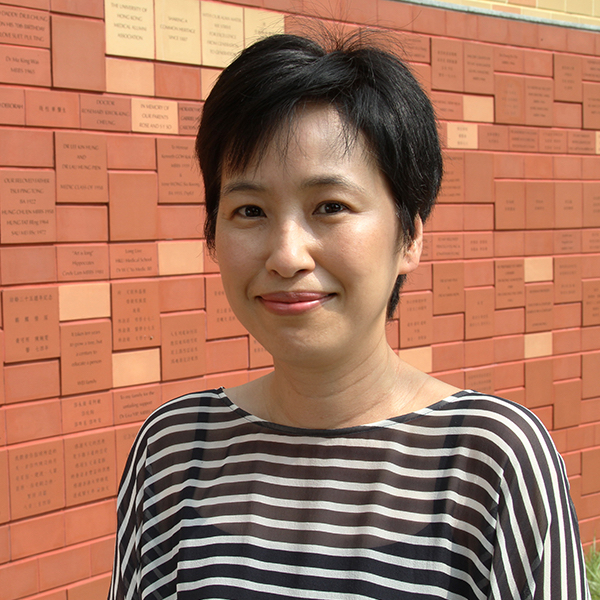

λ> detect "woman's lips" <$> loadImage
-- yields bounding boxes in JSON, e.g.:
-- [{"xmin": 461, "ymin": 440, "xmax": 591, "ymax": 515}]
[{"xmin": 257, "ymin": 292, "xmax": 333, "ymax": 315}]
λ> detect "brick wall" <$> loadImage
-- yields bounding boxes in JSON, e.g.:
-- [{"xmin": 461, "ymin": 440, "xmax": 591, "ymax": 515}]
[{"xmin": 0, "ymin": 1, "xmax": 598, "ymax": 599}]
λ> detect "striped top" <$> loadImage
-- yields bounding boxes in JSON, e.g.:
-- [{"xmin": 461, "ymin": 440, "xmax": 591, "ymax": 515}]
[{"xmin": 109, "ymin": 388, "xmax": 590, "ymax": 600}]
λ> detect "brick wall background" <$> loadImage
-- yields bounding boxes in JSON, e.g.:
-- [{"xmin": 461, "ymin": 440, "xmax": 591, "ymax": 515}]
[{"xmin": 0, "ymin": 1, "xmax": 599, "ymax": 599}]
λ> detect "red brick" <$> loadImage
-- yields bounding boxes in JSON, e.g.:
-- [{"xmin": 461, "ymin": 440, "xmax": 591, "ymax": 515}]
[
  {"xmin": 552, "ymin": 328, "xmax": 581, "ymax": 355},
  {"xmin": 567, "ymin": 28, "xmax": 596, "ymax": 56},
  {"xmin": 499, "ymin": 388, "xmax": 526, "ymax": 407},
  {"xmin": 446, "ymin": 10, "xmax": 478, "ymax": 40},
  {"xmin": 0, "ymin": 557, "xmax": 39, "ymax": 600},
  {"xmin": 464, "ymin": 260, "xmax": 494, "ymax": 287},
  {"xmin": 377, "ymin": 0, "xmax": 415, "ymax": 31},
  {"xmin": 90, "ymin": 536, "xmax": 115, "ymax": 575},
  {"xmin": 495, "ymin": 335, "xmax": 524, "ymax": 363},
  {"xmin": 582, "ymin": 397, "xmax": 600, "ymax": 424},
  {"xmin": 10, "ymin": 512, "xmax": 64, "ymax": 560},
  {"xmin": 553, "ymin": 354, "xmax": 580, "ymax": 382},
  {"xmin": 495, "ymin": 308, "xmax": 525, "ymax": 336},
  {"xmin": 4, "ymin": 360, "xmax": 60, "ymax": 404},
  {"xmin": 583, "ymin": 325, "xmax": 600, "ymax": 351},
  {"xmin": 106, "ymin": 135, "xmax": 156, "ymax": 170},
  {"xmin": 434, "ymin": 370, "xmax": 464, "ymax": 389},
  {"xmin": 432, "ymin": 342, "xmax": 464, "ymax": 371},
  {"xmin": 56, "ymin": 205, "xmax": 108, "ymax": 242},
  {"xmin": 554, "ymin": 156, "xmax": 582, "ymax": 180},
  {"xmin": 206, "ymin": 337, "xmax": 249, "ymax": 375},
  {"xmin": 65, "ymin": 500, "xmax": 116, "ymax": 545},
  {"xmin": 0, "ymin": 128, "xmax": 53, "ymax": 167},
  {"xmin": 562, "ymin": 451, "xmax": 581, "ymax": 478},
  {"xmin": 1, "ymin": 246, "xmax": 57, "ymax": 285},
  {"xmin": 538, "ymin": 23, "xmax": 567, "ymax": 52},
  {"xmin": 553, "ymin": 102, "xmax": 582, "ymax": 128},
  {"xmin": 52, "ymin": 14, "xmax": 105, "ymax": 91},
  {"xmin": 494, "ymin": 152, "xmax": 524, "ymax": 178},
  {"xmin": 158, "ymin": 205, "xmax": 204, "ymax": 240},
  {"xmin": 432, "ymin": 313, "xmax": 464, "ymax": 343},
  {"xmin": 155, "ymin": 62, "xmax": 201, "ymax": 100},
  {"xmin": 531, "ymin": 405, "xmax": 552, "ymax": 430},
  {"xmin": 411, "ymin": 5, "xmax": 446, "ymax": 36},
  {"xmin": 554, "ymin": 379, "xmax": 582, "ymax": 430},
  {"xmin": 581, "ymin": 448, "xmax": 600, "ymax": 495},
  {"xmin": 523, "ymin": 48, "xmax": 553, "ymax": 77},
  {"xmin": 494, "ymin": 361, "xmax": 524, "ymax": 390},
  {"xmin": 494, "ymin": 231, "xmax": 524, "ymax": 257},
  {"xmin": 463, "ymin": 204, "xmax": 494, "ymax": 231},
  {"xmin": 159, "ymin": 276, "xmax": 205, "ymax": 313},
  {"xmin": 524, "ymin": 231, "xmax": 554, "ymax": 256},
  {"xmin": 477, "ymin": 14, "xmax": 509, "ymax": 44},
  {"xmin": 67, "ymin": 573, "xmax": 111, "ymax": 600},
  {"xmin": 5, "ymin": 399, "xmax": 61, "ymax": 445},
  {"xmin": 554, "ymin": 303, "xmax": 581, "ymax": 329},
  {"xmin": 582, "ymin": 352, "xmax": 600, "ymax": 399},
  {"xmin": 464, "ymin": 153, "xmax": 494, "ymax": 203},
  {"xmin": 0, "ymin": 525, "xmax": 8, "ymax": 565},
  {"xmin": 524, "ymin": 154, "xmax": 553, "ymax": 179},
  {"xmin": 39, "ymin": 545, "xmax": 91, "ymax": 591},
  {"xmin": 464, "ymin": 338, "xmax": 494, "ymax": 367},
  {"xmin": 51, "ymin": 0, "xmax": 103, "ymax": 17}
]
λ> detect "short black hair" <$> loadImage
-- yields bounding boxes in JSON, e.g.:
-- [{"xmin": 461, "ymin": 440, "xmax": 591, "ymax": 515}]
[{"xmin": 196, "ymin": 32, "xmax": 442, "ymax": 318}]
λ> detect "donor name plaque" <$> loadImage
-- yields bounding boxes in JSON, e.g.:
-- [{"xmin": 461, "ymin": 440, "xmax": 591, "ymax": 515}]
[
  {"xmin": 0, "ymin": 169, "xmax": 55, "ymax": 243},
  {"xmin": 131, "ymin": 98, "xmax": 178, "ymax": 134},
  {"xmin": 105, "ymin": 0, "xmax": 155, "ymax": 59},
  {"xmin": 201, "ymin": 0, "xmax": 243, "ymax": 68},
  {"xmin": 157, "ymin": 138, "xmax": 202, "ymax": 203},
  {"xmin": 155, "ymin": 0, "xmax": 201, "ymax": 64},
  {"xmin": 55, "ymin": 132, "xmax": 108, "ymax": 203}
]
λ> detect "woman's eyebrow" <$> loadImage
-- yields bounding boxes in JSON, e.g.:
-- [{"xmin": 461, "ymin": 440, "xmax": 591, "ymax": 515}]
[
  {"xmin": 300, "ymin": 175, "xmax": 365, "ymax": 194},
  {"xmin": 221, "ymin": 180, "xmax": 265, "ymax": 195}
]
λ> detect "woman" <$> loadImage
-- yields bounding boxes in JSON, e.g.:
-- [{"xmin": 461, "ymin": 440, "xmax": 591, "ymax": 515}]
[{"xmin": 109, "ymin": 33, "xmax": 590, "ymax": 599}]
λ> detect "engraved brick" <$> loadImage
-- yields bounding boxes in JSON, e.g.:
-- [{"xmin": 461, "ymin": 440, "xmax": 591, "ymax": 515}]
[
  {"xmin": 24, "ymin": 89, "xmax": 79, "ymax": 128},
  {"xmin": 161, "ymin": 311, "xmax": 206, "ymax": 380},
  {"xmin": 431, "ymin": 38, "xmax": 463, "ymax": 92},
  {"xmin": 62, "ymin": 391, "xmax": 113, "ymax": 434}
]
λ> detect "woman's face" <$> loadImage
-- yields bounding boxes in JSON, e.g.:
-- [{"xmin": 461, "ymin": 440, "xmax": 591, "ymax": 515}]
[{"xmin": 215, "ymin": 106, "xmax": 422, "ymax": 366}]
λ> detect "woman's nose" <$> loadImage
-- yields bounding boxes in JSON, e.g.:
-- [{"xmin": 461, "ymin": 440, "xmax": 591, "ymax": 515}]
[{"xmin": 264, "ymin": 220, "xmax": 316, "ymax": 278}]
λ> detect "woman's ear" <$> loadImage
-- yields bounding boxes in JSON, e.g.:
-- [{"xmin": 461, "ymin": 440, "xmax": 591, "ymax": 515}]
[{"xmin": 398, "ymin": 215, "xmax": 423, "ymax": 275}]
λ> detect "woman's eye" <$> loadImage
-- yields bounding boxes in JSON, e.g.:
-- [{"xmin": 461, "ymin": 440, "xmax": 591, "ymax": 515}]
[
  {"xmin": 316, "ymin": 202, "xmax": 346, "ymax": 214},
  {"xmin": 237, "ymin": 205, "xmax": 264, "ymax": 218}
]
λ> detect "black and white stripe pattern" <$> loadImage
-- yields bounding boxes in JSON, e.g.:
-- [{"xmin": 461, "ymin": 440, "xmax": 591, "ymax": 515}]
[{"xmin": 109, "ymin": 389, "xmax": 590, "ymax": 600}]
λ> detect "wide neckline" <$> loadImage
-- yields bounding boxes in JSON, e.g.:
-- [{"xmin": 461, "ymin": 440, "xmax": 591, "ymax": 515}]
[{"xmin": 216, "ymin": 387, "xmax": 472, "ymax": 437}]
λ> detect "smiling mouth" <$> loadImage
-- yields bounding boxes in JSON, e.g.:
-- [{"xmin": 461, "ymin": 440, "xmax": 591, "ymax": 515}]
[{"xmin": 257, "ymin": 292, "xmax": 334, "ymax": 315}]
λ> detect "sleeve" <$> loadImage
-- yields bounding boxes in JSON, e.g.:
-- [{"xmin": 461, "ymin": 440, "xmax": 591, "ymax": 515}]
[
  {"xmin": 486, "ymin": 404, "xmax": 591, "ymax": 600},
  {"xmin": 107, "ymin": 429, "xmax": 148, "ymax": 600}
]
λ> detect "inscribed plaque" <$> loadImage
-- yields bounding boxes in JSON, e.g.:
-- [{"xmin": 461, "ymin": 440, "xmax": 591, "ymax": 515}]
[
  {"xmin": 0, "ymin": 44, "xmax": 50, "ymax": 86},
  {"xmin": 400, "ymin": 292, "xmax": 433, "ymax": 349},
  {"xmin": 583, "ymin": 280, "xmax": 600, "ymax": 326},
  {"xmin": 113, "ymin": 384, "xmax": 161, "ymax": 424},
  {"xmin": 0, "ymin": 451, "xmax": 8, "ymax": 523},
  {"xmin": 495, "ymin": 181, "xmax": 525, "ymax": 230},
  {"xmin": 57, "ymin": 244, "xmax": 109, "ymax": 282},
  {"xmin": 568, "ymin": 131, "xmax": 596, "ymax": 154},
  {"xmin": 64, "ymin": 430, "xmax": 117, "ymax": 506},
  {"xmin": 3, "ymin": 286, "xmax": 59, "ymax": 362},
  {"xmin": 464, "ymin": 233, "xmax": 493, "ymax": 259},
  {"xmin": 539, "ymin": 130, "xmax": 567, "ymax": 154},
  {"xmin": 0, "ymin": 5, "xmax": 50, "ymax": 48},
  {"xmin": 437, "ymin": 151, "xmax": 464, "ymax": 203},
  {"xmin": 525, "ymin": 78, "xmax": 553, "ymax": 127},
  {"xmin": 465, "ymin": 367, "xmax": 494, "ymax": 394},
  {"xmin": 9, "ymin": 439, "xmax": 65, "ymax": 519},
  {"xmin": 464, "ymin": 42, "xmax": 493, "ymax": 95},
  {"xmin": 157, "ymin": 138, "xmax": 202, "ymax": 203},
  {"xmin": 583, "ymin": 82, "xmax": 600, "ymax": 130},
  {"xmin": 201, "ymin": 1, "xmax": 243, "ymax": 68},
  {"xmin": 583, "ymin": 57, "xmax": 600, "ymax": 82},
  {"xmin": 161, "ymin": 311, "xmax": 206, "ymax": 380},
  {"xmin": 431, "ymin": 38, "xmax": 463, "ymax": 92},
  {"xmin": 0, "ymin": 86, "xmax": 24, "ymax": 124},
  {"xmin": 244, "ymin": 8, "xmax": 284, "ymax": 47},
  {"xmin": 465, "ymin": 288, "xmax": 494, "ymax": 340},
  {"xmin": 583, "ymin": 182, "xmax": 600, "ymax": 227},
  {"xmin": 555, "ymin": 182, "xmax": 583, "ymax": 229},
  {"xmin": 131, "ymin": 98, "xmax": 178, "ymax": 134},
  {"xmin": 525, "ymin": 283, "xmax": 553, "ymax": 332},
  {"xmin": 60, "ymin": 320, "xmax": 112, "ymax": 396},
  {"xmin": 109, "ymin": 243, "xmax": 158, "ymax": 279},
  {"xmin": 554, "ymin": 257, "xmax": 582, "ymax": 304},
  {"xmin": 206, "ymin": 275, "xmax": 247, "ymax": 338},
  {"xmin": 0, "ymin": 169, "xmax": 55, "ymax": 243},
  {"xmin": 112, "ymin": 279, "xmax": 161, "ymax": 350},
  {"xmin": 446, "ymin": 123, "xmax": 477, "ymax": 149},
  {"xmin": 178, "ymin": 101, "xmax": 203, "ymax": 135},
  {"xmin": 495, "ymin": 259, "xmax": 525, "ymax": 309},
  {"xmin": 62, "ymin": 391, "xmax": 114, "ymax": 434},
  {"xmin": 402, "ymin": 32, "xmax": 430, "ymax": 64},
  {"xmin": 155, "ymin": 0, "xmax": 201, "ymax": 64},
  {"xmin": 495, "ymin": 47, "xmax": 523, "ymax": 73},
  {"xmin": 249, "ymin": 335, "xmax": 273, "ymax": 369},
  {"xmin": 495, "ymin": 74, "xmax": 525, "ymax": 125},
  {"xmin": 55, "ymin": 131, "xmax": 108, "ymax": 203},
  {"xmin": 432, "ymin": 262, "xmax": 464, "ymax": 315},
  {"xmin": 525, "ymin": 181, "xmax": 554, "ymax": 230},
  {"xmin": 24, "ymin": 89, "xmax": 79, "ymax": 128},
  {"xmin": 556, "ymin": 230, "xmax": 581, "ymax": 254},
  {"xmin": 433, "ymin": 234, "xmax": 463, "ymax": 260},
  {"xmin": 105, "ymin": 0, "xmax": 154, "ymax": 59},
  {"xmin": 79, "ymin": 93, "xmax": 131, "ymax": 132},
  {"xmin": 554, "ymin": 54, "xmax": 582, "ymax": 103},
  {"xmin": 431, "ymin": 91, "xmax": 463, "ymax": 121},
  {"xmin": 509, "ymin": 127, "xmax": 539, "ymax": 152},
  {"xmin": 478, "ymin": 125, "xmax": 509, "ymax": 151}
]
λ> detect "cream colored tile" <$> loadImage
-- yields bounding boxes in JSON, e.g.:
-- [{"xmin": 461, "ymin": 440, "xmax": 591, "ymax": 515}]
[
  {"xmin": 201, "ymin": 1, "xmax": 244, "ymax": 68},
  {"xmin": 131, "ymin": 98, "xmax": 179, "ymax": 134},
  {"xmin": 112, "ymin": 348, "xmax": 161, "ymax": 388},
  {"xmin": 398, "ymin": 347, "xmax": 433, "ymax": 374},
  {"xmin": 155, "ymin": 0, "xmax": 201, "ymax": 64},
  {"xmin": 538, "ymin": 0, "xmax": 566, "ymax": 11},
  {"xmin": 566, "ymin": 0, "xmax": 593, "ymax": 15},
  {"xmin": 446, "ymin": 122, "xmax": 478, "ymax": 149},
  {"xmin": 244, "ymin": 8, "xmax": 284, "ymax": 47},
  {"xmin": 463, "ymin": 96, "xmax": 494, "ymax": 123},
  {"xmin": 106, "ymin": 58, "xmax": 155, "ymax": 96},
  {"xmin": 524, "ymin": 257, "xmax": 553, "ymax": 282},
  {"xmin": 59, "ymin": 282, "xmax": 111, "ymax": 321},
  {"xmin": 105, "ymin": 0, "xmax": 155, "ymax": 59},
  {"xmin": 524, "ymin": 332, "xmax": 553, "ymax": 358},
  {"xmin": 596, "ymin": 131, "xmax": 600, "ymax": 154},
  {"xmin": 201, "ymin": 68, "xmax": 221, "ymax": 100},
  {"xmin": 158, "ymin": 240, "xmax": 204, "ymax": 275}
]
